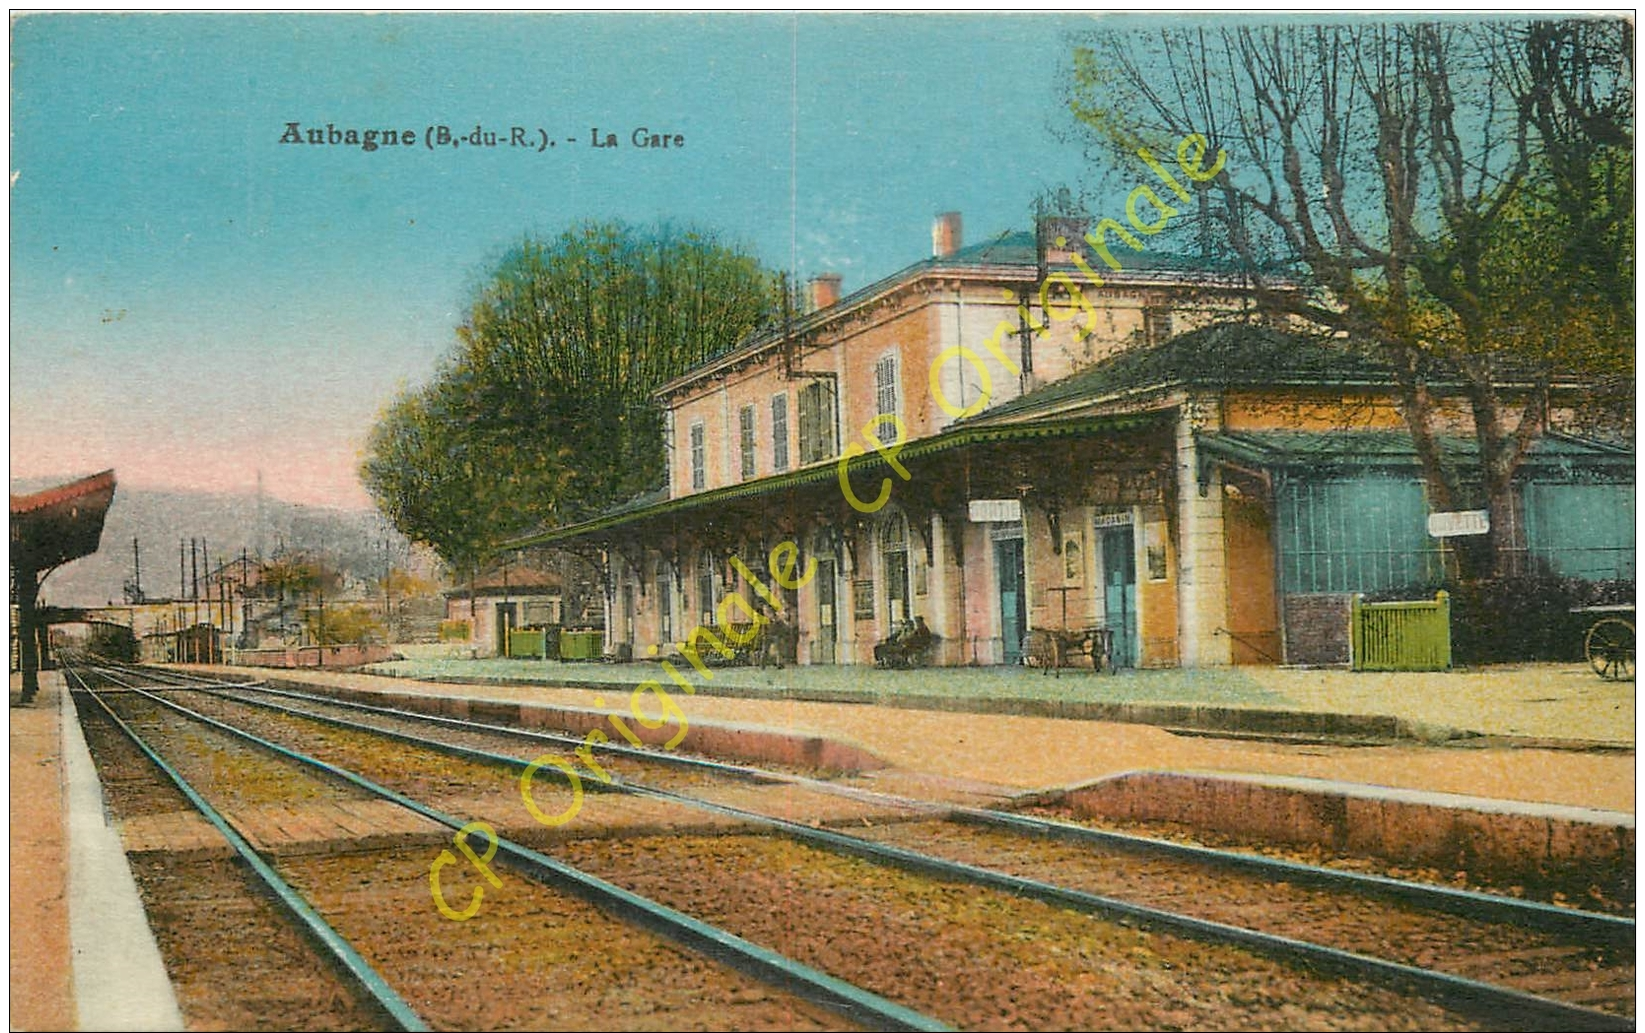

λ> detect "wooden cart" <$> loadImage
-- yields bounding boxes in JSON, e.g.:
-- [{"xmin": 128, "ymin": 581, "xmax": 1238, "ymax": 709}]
[
  {"xmin": 1023, "ymin": 584, "xmax": 1115, "ymax": 676},
  {"xmin": 1575, "ymin": 604, "xmax": 1635, "ymax": 681},
  {"xmin": 1022, "ymin": 625, "xmax": 1113, "ymax": 676}
]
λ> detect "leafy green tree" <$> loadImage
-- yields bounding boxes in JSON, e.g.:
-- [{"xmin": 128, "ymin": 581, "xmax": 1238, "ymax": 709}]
[
  {"xmin": 260, "ymin": 554, "xmax": 341, "ymax": 643},
  {"xmin": 379, "ymin": 566, "xmax": 437, "ymax": 602},
  {"xmin": 1064, "ymin": 17, "xmax": 1632, "ymax": 574},
  {"xmin": 304, "ymin": 603, "xmax": 383, "ymax": 646},
  {"xmin": 376, "ymin": 565, "xmax": 439, "ymax": 642},
  {"xmin": 361, "ymin": 380, "xmax": 543, "ymax": 571},
  {"xmin": 363, "ymin": 221, "xmax": 781, "ymax": 566}
]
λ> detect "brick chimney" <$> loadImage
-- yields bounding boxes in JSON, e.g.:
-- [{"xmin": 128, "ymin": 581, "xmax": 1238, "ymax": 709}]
[
  {"xmin": 932, "ymin": 211, "xmax": 963, "ymax": 258},
  {"xmin": 808, "ymin": 273, "xmax": 843, "ymax": 311},
  {"xmin": 1037, "ymin": 215, "xmax": 1090, "ymax": 266}
]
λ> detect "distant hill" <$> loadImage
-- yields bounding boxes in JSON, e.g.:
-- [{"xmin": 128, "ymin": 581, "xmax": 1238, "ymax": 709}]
[{"xmin": 11, "ymin": 478, "xmax": 416, "ymax": 608}]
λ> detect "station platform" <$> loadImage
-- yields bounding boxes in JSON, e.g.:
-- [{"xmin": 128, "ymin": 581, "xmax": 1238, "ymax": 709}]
[
  {"xmin": 209, "ymin": 661, "xmax": 1637, "ymax": 812},
  {"xmin": 10, "ymin": 673, "xmax": 74, "ymax": 1030},
  {"xmin": 363, "ymin": 652, "xmax": 1636, "ymax": 750},
  {"xmin": 10, "ymin": 671, "xmax": 183, "ymax": 1032},
  {"xmin": 15, "ymin": 660, "xmax": 1634, "ymax": 1028}
]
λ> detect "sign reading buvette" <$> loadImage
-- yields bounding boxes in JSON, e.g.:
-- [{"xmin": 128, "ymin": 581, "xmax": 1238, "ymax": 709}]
[{"xmin": 1427, "ymin": 510, "xmax": 1490, "ymax": 538}]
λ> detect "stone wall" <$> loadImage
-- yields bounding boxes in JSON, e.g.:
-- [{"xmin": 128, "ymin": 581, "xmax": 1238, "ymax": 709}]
[{"xmin": 1282, "ymin": 592, "xmax": 1353, "ymax": 665}]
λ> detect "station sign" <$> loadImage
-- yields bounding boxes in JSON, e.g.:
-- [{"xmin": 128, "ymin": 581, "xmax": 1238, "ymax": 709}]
[
  {"xmin": 1427, "ymin": 509, "xmax": 1490, "ymax": 537},
  {"xmin": 968, "ymin": 499, "xmax": 1021, "ymax": 523}
]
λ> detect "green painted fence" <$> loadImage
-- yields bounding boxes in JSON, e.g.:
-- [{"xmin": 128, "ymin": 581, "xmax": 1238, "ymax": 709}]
[
  {"xmin": 1351, "ymin": 591, "xmax": 1451, "ymax": 671},
  {"xmin": 507, "ymin": 628, "xmax": 547, "ymax": 659},
  {"xmin": 437, "ymin": 619, "xmax": 472, "ymax": 643},
  {"xmin": 559, "ymin": 629, "xmax": 604, "ymax": 661}
]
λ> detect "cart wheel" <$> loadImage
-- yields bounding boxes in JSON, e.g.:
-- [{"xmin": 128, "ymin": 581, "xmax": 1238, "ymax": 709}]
[
  {"xmin": 1091, "ymin": 630, "xmax": 1113, "ymax": 674},
  {"xmin": 1585, "ymin": 618, "xmax": 1635, "ymax": 681}
]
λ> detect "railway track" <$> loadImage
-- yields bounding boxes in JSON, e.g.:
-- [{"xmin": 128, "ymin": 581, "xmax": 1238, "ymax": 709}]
[
  {"xmin": 73, "ymin": 659, "xmax": 1635, "ymax": 1031},
  {"xmin": 72, "ymin": 675, "xmax": 429, "ymax": 1032},
  {"xmin": 67, "ymin": 659, "xmax": 938, "ymax": 1032}
]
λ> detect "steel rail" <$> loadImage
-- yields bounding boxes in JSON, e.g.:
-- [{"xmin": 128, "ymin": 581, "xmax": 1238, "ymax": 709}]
[
  {"xmin": 946, "ymin": 809, "xmax": 1637, "ymax": 951},
  {"xmin": 619, "ymin": 783, "xmax": 1635, "ymax": 1033},
  {"xmin": 118, "ymin": 664, "xmax": 823, "ymax": 805},
  {"xmin": 120, "ymin": 672, "xmax": 270, "ymax": 689},
  {"xmin": 150, "ymin": 674, "xmax": 1633, "ymax": 1032},
  {"xmin": 126, "ymin": 664, "xmax": 1640, "ymax": 949},
  {"xmin": 168, "ymin": 669, "xmax": 1633, "ymax": 951},
  {"xmin": 128, "ymin": 664, "xmax": 234, "ymax": 682},
  {"xmin": 90, "ymin": 661, "xmax": 267, "ymax": 690},
  {"xmin": 91, "ymin": 675, "xmax": 953, "ymax": 1033},
  {"xmin": 176, "ymin": 676, "xmax": 788, "ymax": 785},
  {"xmin": 64, "ymin": 666, "xmax": 430, "ymax": 1032}
]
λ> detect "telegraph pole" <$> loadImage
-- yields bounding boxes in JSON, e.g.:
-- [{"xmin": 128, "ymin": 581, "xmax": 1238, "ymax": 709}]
[
  {"xmin": 178, "ymin": 538, "xmax": 186, "ymax": 662},
  {"xmin": 202, "ymin": 538, "xmax": 212, "ymax": 637},
  {"xmin": 381, "ymin": 536, "xmax": 393, "ymax": 645},
  {"xmin": 190, "ymin": 538, "xmax": 199, "ymax": 662}
]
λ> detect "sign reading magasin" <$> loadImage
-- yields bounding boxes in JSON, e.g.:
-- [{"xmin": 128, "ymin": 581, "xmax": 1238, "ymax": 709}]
[
  {"xmin": 1427, "ymin": 509, "xmax": 1490, "ymax": 537},
  {"xmin": 968, "ymin": 499, "xmax": 1022, "ymax": 523}
]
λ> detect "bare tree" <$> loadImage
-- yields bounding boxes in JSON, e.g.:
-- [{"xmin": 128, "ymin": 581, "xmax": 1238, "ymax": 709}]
[{"xmin": 1067, "ymin": 17, "xmax": 1633, "ymax": 575}]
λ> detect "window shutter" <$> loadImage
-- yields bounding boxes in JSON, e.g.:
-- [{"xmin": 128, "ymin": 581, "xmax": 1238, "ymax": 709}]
[
  {"xmin": 874, "ymin": 355, "xmax": 899, "ymax": 444},
  {"xmin": 689, "ymin": 423, "xmax": 706, "ymax": 491},
  {"xmin": 771, "ymin": 395, "xmax": 789, "ymax": 472},
  {"xmin": 739, "ymin": 405, "xmax": 757, "ymax": 479}
]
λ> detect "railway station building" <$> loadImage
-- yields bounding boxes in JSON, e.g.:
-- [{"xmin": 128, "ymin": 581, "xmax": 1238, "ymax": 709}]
[
  {"xmin": 443, "ymin": 567, "xmax": 566, "ymax": 657},
  {"xmin": 511, "ymin": 214, "xmax": 1634, "ymax": 668}
]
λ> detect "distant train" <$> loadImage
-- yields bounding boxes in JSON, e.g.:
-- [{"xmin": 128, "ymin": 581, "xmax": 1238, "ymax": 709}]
[
  {"xmin": 85, "ymin": 621, "xmax": 139, "ymax": 663},
  {"xmin": 140, "ymin": 623, "xmax": 221, "ymax": 664},
  {"xmin": 36, "ymin": 619, "xmax": 138, "ymax": 668}
]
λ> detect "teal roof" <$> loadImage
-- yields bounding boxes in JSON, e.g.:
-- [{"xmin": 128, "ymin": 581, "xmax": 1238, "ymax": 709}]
[
  {"xmin": 1200, "ymin": 429, "xmax": 1634, "ymax": 472},
  {"xmin": 972, "ymin": 323, "xmax": 1394, "ymax": 422},
  {"xmin": 939, "ymin": 229, "xmax": 1260, "ymax": 276}
]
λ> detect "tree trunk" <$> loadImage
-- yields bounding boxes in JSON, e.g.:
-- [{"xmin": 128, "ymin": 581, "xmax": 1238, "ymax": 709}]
[
  {"xmin": 1482, "ymin": 474, "xmax": 1522, "ymax": 578},
  {"xmin": 1469, "ymin": 374, "xmax": 1547, "ymax": 579},
  {"xmin": 1384, "ymin": 347, "xmax": 1493, "ymax": 580}
]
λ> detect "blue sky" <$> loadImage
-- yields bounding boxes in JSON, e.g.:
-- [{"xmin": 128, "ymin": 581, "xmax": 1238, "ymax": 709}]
[{"xmin": 12, "ymin": 12, "xmax": 1129, "ymax": 509}]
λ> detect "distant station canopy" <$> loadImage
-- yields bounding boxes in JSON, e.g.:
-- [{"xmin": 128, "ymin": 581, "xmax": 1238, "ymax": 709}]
[{"xmin": 10, "ymin": 469, "xmax": 117, "ymax": 702}]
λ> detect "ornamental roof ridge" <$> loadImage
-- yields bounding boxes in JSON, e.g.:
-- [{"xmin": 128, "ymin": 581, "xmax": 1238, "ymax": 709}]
[{"xmin": 10, "ymin": 468, "xmax": 117, "ymax": 516}]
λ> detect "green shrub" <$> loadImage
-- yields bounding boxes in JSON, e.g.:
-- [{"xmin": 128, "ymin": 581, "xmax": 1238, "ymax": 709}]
[{"xmin": 1367, "ymin": 572, "xmax": 1633, "ymax": 664}]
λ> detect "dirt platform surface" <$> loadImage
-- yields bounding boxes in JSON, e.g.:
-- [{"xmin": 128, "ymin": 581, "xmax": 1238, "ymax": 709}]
[{"xmin": 198, "ymin": 664, "xmax": 1635, "ymax": 813}]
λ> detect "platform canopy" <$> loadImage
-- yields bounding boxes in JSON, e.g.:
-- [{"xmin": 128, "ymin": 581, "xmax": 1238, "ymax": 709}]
[{"xmin": 11, "ymin": 469, "xmax": 118, "ymax": 578}]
